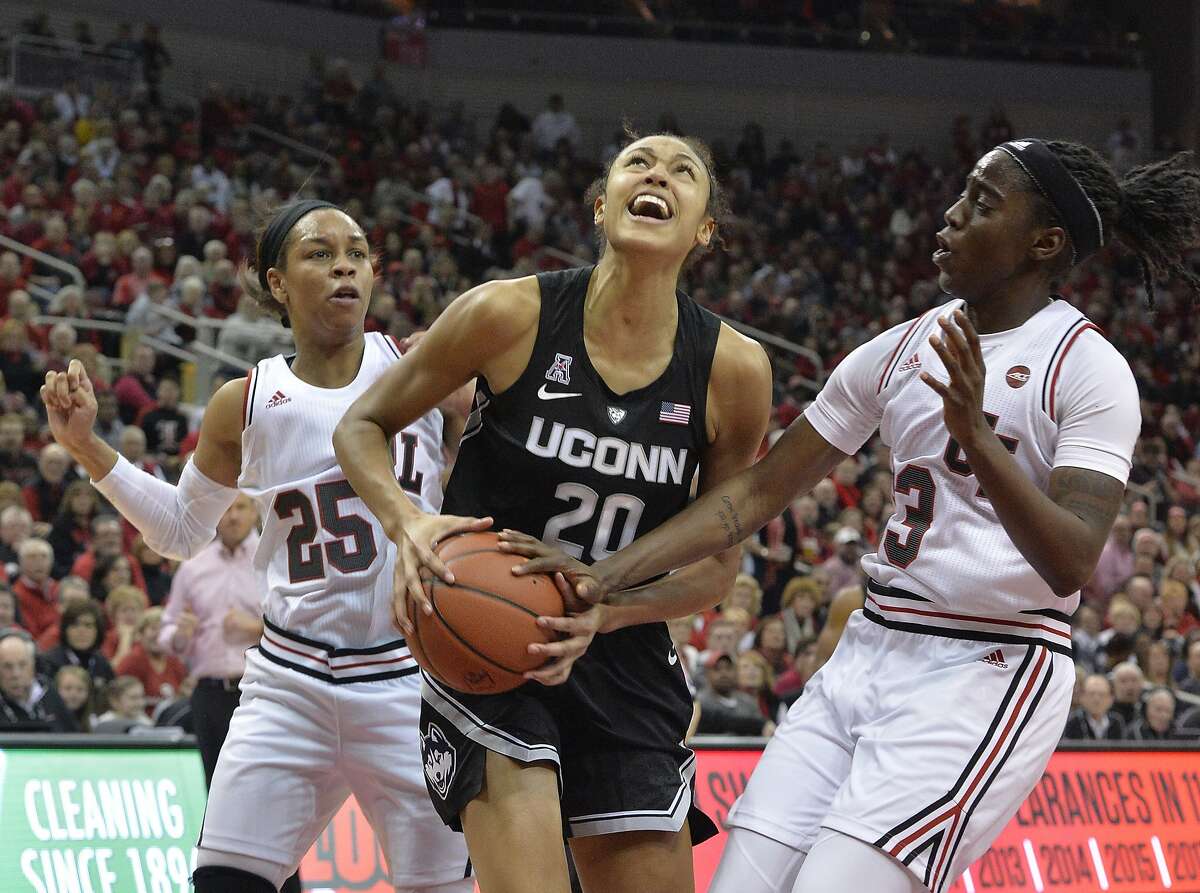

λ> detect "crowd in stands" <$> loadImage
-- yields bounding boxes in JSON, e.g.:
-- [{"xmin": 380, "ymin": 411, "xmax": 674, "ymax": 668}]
[
  {"xmin": 279, "ymin": 1, "xmax": 1144, "ymax": 67},
  {"xmin": 0, "ymin": 12, "xmax": 1198, "ymax": 740}
]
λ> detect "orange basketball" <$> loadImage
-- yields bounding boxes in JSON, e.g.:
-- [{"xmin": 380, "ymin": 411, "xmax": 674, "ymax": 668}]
[{"xmin": 408, "ymin": 531, "xmax": 564, "ymax": 694}]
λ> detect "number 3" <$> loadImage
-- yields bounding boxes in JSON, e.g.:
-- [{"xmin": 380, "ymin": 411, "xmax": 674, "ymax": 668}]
[{"xmin": 882, "ymin": 464, "xmax": 935, "ymax": 569}]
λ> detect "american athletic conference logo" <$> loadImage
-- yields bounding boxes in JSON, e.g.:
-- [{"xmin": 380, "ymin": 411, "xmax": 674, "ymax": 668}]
[
  {"xmin": 422, "ymin": 722, "xmax": 457, "ymax": 799},
  {"xmin": 545, "ymin": 352, "xmax": 573, "ymax": 385}
]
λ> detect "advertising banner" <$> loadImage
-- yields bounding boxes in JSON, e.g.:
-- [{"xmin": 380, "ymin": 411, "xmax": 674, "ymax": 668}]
[
  {"xmin": 0, "ymin": 745, "xmax": 207, "ymax": 893},
  {"xmin": 2, "ymin": 741, "xmax": 1196, "ymax": 892}
]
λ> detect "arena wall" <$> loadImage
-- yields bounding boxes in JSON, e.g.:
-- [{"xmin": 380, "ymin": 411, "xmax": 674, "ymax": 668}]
[{"xmin": 0, "ymin": 0, "xmax": 1153, "ymax": 158}]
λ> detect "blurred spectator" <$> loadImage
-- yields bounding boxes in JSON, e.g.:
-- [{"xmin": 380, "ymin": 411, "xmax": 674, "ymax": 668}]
[
  {"xmin": 0, "ymin": 505, "xmax": 32, "ymax": 568},
  {"xmin": 47, "ymin": 480, "xmax": 101, "ymax": 577},
  {"xmin": 39, "ymin": 599, "xmax": 115, "ymax": 687},
  {"xmin": 736, "ymin": 650, "xmax": 778, "ymax": 722},
  {"xmin": 94, "ymin": 390, "xmax": 126, "ymax": 449},
  {"xmin": 53, "ymin": 79, "xmax": 91, "ymax": 125},
  {"xmin": 0, "ymin": 628, "xmax": 78, "ymax": 731},
  {"xmin": 117, "ymin": 425, "xmax": 166, "ymax": 481},
  {"xmin": 140, "ymin": 24, "xmax": 172, "ymax": 105},
  {"xmin": 752, "ymin": 615, "xmax": 792, "ymax": 678},
  {"xmin": 12, "ymin": 537, "xmax": 57, "ymax": 639},
  {"xmin": 22, "ymin": 444, "xmax": 77, "ymax": 523},
  {"xmin": 1085, "ymin": 513, "xmax": 1133, "ymax": 606},
  {"xmin": 0, "ymin": 413, "xmax": 37, "ymax": 485},
  {"xmin": 531, "ymin": 94, "xmax": 581, "ymax": 156},
  {"xmin": 1181, "ymin": 641, "xmax": 1200, "ymax": 697},
  {"xmin": 1132, "ymin": 688, "xmax": 1180, "ymax": 741},
  {"xmin": 0, "ymin": 583, "xmax": 17, "ymax": 630},
  {"xmin": 160, "ymin": 493, "xmax": 259, "ymax": 783},
  {"xmin": 216, "ymin": 295, "xmax": 290, "ymax": 364},
  {"xmin": 94, "ymin": 675, "xmax": 151, "ymax": 731},
  {"xmin": 1072, "ymin": 605, "xmax": 1104, "ymax": 672},
  {"xmin": 138, "ymin": 377, "xmax": 189, "ymax": 458},
  {"xmin": 821, "ymin": 527, "xmax": 864, "ymax": 596},
  {"xmin": 131, "ymin": 536, "xmax": 172, "ymax": 606},
  {"xmin": 54, "ymin": 664, "xmax": 93, "ymax": 732},
  {"xmin": 113, "ymin": 246, "xmax": 167, "ymax": 310},
  {"xmin": 779, "ymin": 577, "xmax": 821, "ymax": 654},
  {"xmin": 1110, "ymin": 663, "xmax": 1146, "ymax": 727},
  {"xmin": 696, "ymin": 653, "xmax": 774, "ymax": 737},
  {"xmin": 102, "ymin": 584, "xmax": 148, "ymax": 665},
  {"xmin": 33, "ymin": 574, "xmax": 91, "ymax": 650},
  {"xmin": 115, "ymin": 606, "xmax": 185, "ymax": 715},
  {"xmin": 126, "ymin": 280, "xmax": 181, "ymax": 343},
  {"xmin": 1063, "ymin": 674, "xmax": 1126, "ymax": 741},
  {"xmin": 70, "ymin": 515, "xmax": 148, "ymax": 591}
]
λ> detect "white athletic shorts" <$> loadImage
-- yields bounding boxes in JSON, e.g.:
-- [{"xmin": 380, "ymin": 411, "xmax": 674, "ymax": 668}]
[
  {"xmin": 198, "ymin": 642, "xmax": 472, "ymax": 888},
  {"xmin": 727, "ymin": 609, "xmax": 1073, "ymax": 893}
]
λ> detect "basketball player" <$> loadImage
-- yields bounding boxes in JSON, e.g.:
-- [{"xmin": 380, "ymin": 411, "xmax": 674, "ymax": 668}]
[
  {"xmin": 334, "ymin": 133, "xmax": 773, "ymax": 893},
  {"xmin": 41, "ymin": 201, "xmax": 479, "ymax": 893},
  {"xmin": 501, "ymin": 141, "xmax": 1200, "ymax": 892}
]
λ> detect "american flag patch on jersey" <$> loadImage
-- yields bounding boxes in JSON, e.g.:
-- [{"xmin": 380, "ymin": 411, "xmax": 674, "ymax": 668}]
[{"xmin": 659, "ymin": 401, "xmax": 691, "ymax": 425}]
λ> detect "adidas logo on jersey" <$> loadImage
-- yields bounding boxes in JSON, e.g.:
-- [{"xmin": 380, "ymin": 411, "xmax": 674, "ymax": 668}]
[
  {"xmin": 265, "ymin": 390, "xmax": 291, "ymax": 408},
  {"xmin": 897, "ymin": 353, "xmax": 922, "ymax": 373},
  {"xmin": 979, "ymin": 649, "xmax": 1008, "ymax": 669}
]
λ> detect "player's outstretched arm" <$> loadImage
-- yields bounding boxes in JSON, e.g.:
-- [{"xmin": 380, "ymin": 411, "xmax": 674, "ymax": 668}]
[
  {"xmin": 41, "ymin": 359, "xmax": 243, "ymax": 560},
  {"xmin": 334, "ymin": 278, "xmax": 538, "ymax": 632}
]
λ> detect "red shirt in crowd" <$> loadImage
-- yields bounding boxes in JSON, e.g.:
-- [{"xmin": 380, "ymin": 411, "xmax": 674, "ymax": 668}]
[
  {"xmin": 13, "ymin": 576, "xmax": 59, "ymax": 640},
  {"xmin": 115, "ymin": 643, "xmax": 187, "ymax": 714},
  {"xmin": 70, "ymin": 549, "xmax": 148, "ymax": 592}
]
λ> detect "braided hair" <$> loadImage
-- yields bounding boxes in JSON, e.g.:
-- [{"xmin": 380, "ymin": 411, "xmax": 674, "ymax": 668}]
[{"xmin": 1028, "ymin": 142, "xmax": 1200, "ymax": 309}]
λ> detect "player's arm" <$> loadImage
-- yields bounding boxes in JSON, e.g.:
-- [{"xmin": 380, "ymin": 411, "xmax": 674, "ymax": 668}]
[
  {"xmin": 925, "ymin": 311, "xmax": 1137, "ymax": 596},
  {"xmin": 334, "ymin": 277, "xmax": 540, "ymax": 631},
  {"xmin": 42, "ymin": 360, "xmax": 242, "ymax": 560},
  {"xmin": 590, "ymin": 327, "xmax": 775, "ymax": 631}
]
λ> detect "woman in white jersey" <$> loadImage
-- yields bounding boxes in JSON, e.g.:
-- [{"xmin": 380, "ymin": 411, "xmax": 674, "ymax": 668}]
[
  {"xmin": 502, "ymin": 140, "xmax": 1200, "ymax": 892},
  {"xmin": 41, "ymin": 201, "xmax": 480, "ymax": 893}
]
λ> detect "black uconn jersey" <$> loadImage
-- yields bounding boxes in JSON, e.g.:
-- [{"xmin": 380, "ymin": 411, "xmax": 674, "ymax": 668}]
[
  {"xmin": 445, "ymin": 264, "xmax": 719, "ymax": 577},
  {"xmin": 426, "ymin": 266, "xmax": 722, "ymax": 839}
]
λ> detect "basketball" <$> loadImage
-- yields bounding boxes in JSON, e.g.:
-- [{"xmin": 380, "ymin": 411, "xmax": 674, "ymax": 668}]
[{"xmin": 407, "ymin": 531, "xmax": 565, "ymax": 694}]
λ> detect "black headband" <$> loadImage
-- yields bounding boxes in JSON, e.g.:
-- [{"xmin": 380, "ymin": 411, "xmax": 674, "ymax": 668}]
[
  {"xmin": 256, "ymin": 200, "xmax": 339, "ymax": 291},
  {"xmin": 995, "ymin": 139, "xmax": 1104, "ymax": 264}
]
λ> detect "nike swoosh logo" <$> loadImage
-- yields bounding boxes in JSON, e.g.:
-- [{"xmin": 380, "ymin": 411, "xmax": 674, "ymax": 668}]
[
  {"xmin": 537, "ymin": 384, "xmax": 581, "ymax": 400},
  {"xmin": 668, "ymin": 647, "xmax": 679, "ymax": 666}
]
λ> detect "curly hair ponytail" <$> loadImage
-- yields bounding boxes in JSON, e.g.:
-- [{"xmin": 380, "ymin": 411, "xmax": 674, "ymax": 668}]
[{"xmin": 1040, "ymin": 141, "xmax": 1200, "ymax": 308}]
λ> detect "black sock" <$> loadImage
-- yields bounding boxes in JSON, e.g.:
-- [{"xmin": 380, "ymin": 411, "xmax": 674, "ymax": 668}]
[{"xmin": 192, "ymin": 865, "xmax": 277, "ymax": 893}]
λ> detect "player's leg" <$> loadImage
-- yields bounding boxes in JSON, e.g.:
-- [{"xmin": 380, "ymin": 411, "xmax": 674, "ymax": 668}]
[
  {"xmin": 793, "ymin": 830, "xmax": 926, "ymax": 892},
  {"xmin": 340, "ymin": 674, "xmax": 473, "ymax": 890},
  {"xmin": 194, "ymin": 650, "xmax": 352, "ymax": 891},
  {"xmin": 820, "ymin": 630, "xmax": 1073, "ymax": 893},
  {"xmin": 460, "ymin": 749, "xmax": 572, "ymax": 893},
  {"xmin": 568, "ymin": 823, "xmax": 694, "ymax": 893},
  {"xmin": 419, "ymin": 675, "xmax": 570, "ymax": 893},
  {"xmin": 396, "ymin": 883, "xmax": 477, "ymax": 893},
  {"xmin": 707, "ymin": 828, "xmax": 806, "ymax": 893}
]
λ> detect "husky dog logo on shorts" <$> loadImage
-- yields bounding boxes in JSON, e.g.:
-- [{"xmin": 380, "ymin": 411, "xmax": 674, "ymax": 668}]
[
  {"xmin": 422, "ymin": 722, "xmax": 457, "ymax": 800},
  {"xmin": 545, "ymin": 352, "xmax": 573, "ymax": 385}
]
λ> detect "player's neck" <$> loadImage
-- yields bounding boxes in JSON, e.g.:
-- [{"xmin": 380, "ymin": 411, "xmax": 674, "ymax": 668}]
[
  {"xmin": 963, "ymin": 279, "xmax": 1052, "ymax": 335},
  {"xmin": 289, "ymin": 333, "xmax": 366, "ymax": 389},
  {"xmin": 587, "ymin": 253, "xmax": 681, "ymax": 338}
]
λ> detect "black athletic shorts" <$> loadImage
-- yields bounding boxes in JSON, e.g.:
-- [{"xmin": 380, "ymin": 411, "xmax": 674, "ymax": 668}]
[{"xmin": 418, "ymin": 621, "xmax": 717, "ymax": 843}]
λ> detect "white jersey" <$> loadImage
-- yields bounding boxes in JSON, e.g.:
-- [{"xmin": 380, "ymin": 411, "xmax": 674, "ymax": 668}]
[
  {"xmin": 805, "ymin": 298, "xmax": 1139, "ymax": 652},
  {"xmin": 237, "ymin": 332, "xmax": 445, "ymax": 653}
]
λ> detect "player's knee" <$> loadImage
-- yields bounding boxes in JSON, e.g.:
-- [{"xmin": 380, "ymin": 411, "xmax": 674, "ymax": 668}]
[{"xmin": 193, "ymin": 865, "xmax": 277, "ymax": 893}]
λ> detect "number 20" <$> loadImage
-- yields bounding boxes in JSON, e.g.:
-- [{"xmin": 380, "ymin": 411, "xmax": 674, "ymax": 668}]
[{"xmin": 543, "ymin": 482, "xmax": 645, "ymax": 562}]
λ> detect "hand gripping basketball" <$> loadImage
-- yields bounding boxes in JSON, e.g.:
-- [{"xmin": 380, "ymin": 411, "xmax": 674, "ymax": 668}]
[
  {"xmin": 388, "ymin": 511, "xmax": 493, "ymax": 636},
  {"xmin": 496, "ymin": 529, "xmax": 610, "ymax": 608}
]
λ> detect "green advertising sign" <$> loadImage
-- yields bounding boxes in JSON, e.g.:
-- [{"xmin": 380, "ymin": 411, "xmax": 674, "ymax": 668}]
[{"xmin": 0, "ymin": 745, "xmax": 207, "ymax": 893}]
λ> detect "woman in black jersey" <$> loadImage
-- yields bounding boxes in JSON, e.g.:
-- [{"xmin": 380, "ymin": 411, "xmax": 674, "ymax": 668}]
[{"xmin": 336, "ymin": 133, "xmax": 773, "ymax": 893}]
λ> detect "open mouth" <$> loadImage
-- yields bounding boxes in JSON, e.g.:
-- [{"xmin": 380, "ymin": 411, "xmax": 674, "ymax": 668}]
[
  {"xmin": 933, "ymin": 233, "xmax": 952, "ymax": 265},
  {"xmin": 329, "ymin": 286, "xmax": 359, "ymax": 304},
  {"xmin": 626, "ymin": 192, "xmax": 673, "ymax": 223}
]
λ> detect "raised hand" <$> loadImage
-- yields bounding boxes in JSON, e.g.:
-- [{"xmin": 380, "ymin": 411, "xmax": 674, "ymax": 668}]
[
  {"xmin": 40, "ymin": 358, "xmax": 98, "ymax": 451},
  {"xmin": 921, "ymin": 310, "xmax": 989, "ymax": 447}
]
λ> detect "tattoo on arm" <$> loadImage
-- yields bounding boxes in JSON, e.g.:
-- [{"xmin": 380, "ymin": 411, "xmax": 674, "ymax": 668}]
[
  {"xmin": 715, "ymin": 495, "xmax": 745, "ymax": 548},
  {"xmin": 1048, "ymin": 467, "xmax": 1125, "ymax": 533}
]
